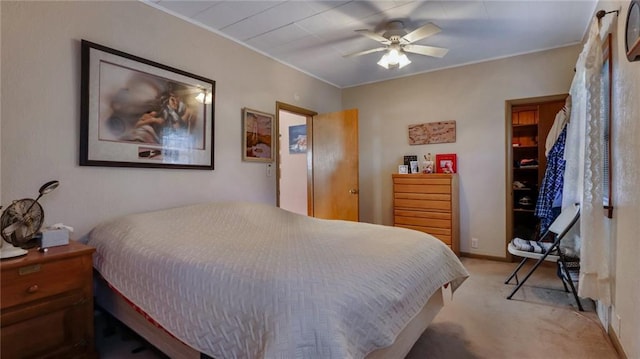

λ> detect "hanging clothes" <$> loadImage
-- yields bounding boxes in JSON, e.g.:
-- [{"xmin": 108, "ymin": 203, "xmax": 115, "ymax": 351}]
[
  {"xmin": 535, "ymin": 126, "xmax": 567, "ymax": 234},
  {"xmin": 545, "ymin": 95, "xmax": 572, "ymax": 157}
]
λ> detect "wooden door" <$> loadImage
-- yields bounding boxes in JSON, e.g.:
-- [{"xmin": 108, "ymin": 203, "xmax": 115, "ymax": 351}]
[{"xmin": 311, "ymin": 109, "xmax": 359, "ymax": 221}]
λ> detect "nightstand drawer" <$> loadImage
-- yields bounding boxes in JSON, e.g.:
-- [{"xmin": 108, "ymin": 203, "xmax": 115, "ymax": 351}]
[
  {"xmin": 1, "ymin": 255, "xmax": 91, "ymax": 310},
  {"xmin": 1, "ymin": 291, "xmax": 90, "ymax": 359}
]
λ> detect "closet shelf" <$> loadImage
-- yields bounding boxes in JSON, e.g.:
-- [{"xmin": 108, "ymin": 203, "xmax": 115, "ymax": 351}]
[
  {"xmin": 513, "ymin": 208, "xmax": 535, "ymax": 213},
  {"xmin": 512, "ymin": 124, "xmax": 538, "ymax": 130}
]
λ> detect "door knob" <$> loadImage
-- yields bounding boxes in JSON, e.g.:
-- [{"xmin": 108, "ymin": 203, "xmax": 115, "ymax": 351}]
[{"xmin": 349, "ymin": 189, "xmax": 359, "ymax": 194}]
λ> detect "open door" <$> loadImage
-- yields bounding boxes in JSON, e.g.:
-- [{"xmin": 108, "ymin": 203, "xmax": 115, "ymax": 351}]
[
  {"xmin": 311, "ymin": 109, "xmax": 359, "ymax": 221},
  {"xmin": 276, "ymin": 104, "xmax": 359, "ymax": 222}
]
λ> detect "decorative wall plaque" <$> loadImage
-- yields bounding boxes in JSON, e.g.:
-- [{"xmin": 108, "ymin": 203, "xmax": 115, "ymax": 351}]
[{"xmin": 408, "ymin": 121, "xmax": 456, "ymax": 145}]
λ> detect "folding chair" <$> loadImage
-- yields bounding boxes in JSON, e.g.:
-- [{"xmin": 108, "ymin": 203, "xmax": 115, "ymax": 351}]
[{"xmin": 504, "ymin": 203, "xmax": 583, "ymax": 311}]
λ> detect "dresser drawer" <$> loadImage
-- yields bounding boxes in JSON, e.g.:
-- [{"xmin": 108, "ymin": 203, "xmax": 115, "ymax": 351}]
[
  {"xmin": 394, "ymin": 198, "xmax": 451, "ymax": 211},
  {"xmin": 1, "ymin": 255, "xmax": 91, "ymax": 310},
  {"xmin": 394, "ymin": 210, "xmax": 451, "ymax": 220},
  {"xmin": 393, "ymin": 177, "xmax": 451, "ymax": 186},
  {"xmin": 394, "ymin": 183, "xmax": 451, "ymax": 194},
  {"xmin": 395, "ymin": 214, "xmax": 451, "ymax": 229},
  {"xmin": 394, "ymin": 192, "xmax": 451, "ymax": 201},
  {"xmin": 395, "ymin": 224, "xmax": 452, "ymax": 245}
]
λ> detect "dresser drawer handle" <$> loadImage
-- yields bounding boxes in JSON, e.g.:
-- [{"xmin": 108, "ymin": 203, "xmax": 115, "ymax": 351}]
[{"xmin": 26, "ymin": 284, "xmax": 39, "ymax": 293}]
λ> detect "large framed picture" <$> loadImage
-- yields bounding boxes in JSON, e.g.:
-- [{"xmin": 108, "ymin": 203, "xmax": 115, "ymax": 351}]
[
  {"xmin": 242, "ymin": 108, "xmax": 274, "ymax": 162},
  {"xmin": 80, "ymin": 40, "xmax": 215, "ymax": 170}
]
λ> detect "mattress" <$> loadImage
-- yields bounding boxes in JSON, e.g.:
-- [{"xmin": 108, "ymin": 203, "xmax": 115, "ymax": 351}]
[{"xmin": 88, "ymin": 202, "xmax": 468, "ymax": 359}]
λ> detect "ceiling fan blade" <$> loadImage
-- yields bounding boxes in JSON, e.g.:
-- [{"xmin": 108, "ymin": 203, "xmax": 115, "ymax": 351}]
[
  {"xmin": 401, "ymin": 23, "xmax": 441, "ymax": 43},
  {"xmin": 403, "ymin": 44, "xmax": 449, "ymax": 58},
  {"xmin": 343, "ymin": 47, "xmax": 388, "ymax": 58},
  {"xmin": 355, "ymin": 29, "xmax": 391, "ymax": 44}
]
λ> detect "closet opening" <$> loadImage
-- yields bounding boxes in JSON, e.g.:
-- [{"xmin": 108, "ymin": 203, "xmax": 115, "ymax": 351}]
[{"xmin": 505, "ymin": 94, "xmax": 569, "ymax": 260}]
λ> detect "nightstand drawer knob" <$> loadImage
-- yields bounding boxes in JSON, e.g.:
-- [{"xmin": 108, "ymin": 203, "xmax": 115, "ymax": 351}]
[{"xmin": 26, "ymin": 284, "xmax": 39, "ymax": 293}]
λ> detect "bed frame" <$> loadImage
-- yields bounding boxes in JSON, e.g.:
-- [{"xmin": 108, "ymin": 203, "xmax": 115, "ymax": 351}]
[{"xmin": 95, "ymin": 274, "xmax": 444, "ymax": 359}]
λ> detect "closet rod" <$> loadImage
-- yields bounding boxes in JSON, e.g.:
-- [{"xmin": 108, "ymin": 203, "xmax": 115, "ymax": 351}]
[{"xmin": 595, "ymin": 9, "xmax": 619, "ymax": 20}]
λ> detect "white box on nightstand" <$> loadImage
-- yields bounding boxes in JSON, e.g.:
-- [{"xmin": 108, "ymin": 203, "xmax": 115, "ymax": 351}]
[{"xmin": 39, "ymin": 228, "xmax": 70, "ymax": 248}]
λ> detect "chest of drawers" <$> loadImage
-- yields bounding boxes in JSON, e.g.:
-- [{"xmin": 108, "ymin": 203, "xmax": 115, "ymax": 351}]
[
  {"xmin": 1, "ymin": 241, "xmax": 96, "ymax": 358},
  {"xmin": 392, "ymin": 174, "xmax": 459, "ymax": 255}
]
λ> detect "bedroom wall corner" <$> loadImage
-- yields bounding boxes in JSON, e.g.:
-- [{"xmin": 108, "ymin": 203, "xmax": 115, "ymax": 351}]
[
  {"xmin": 0, "ymin": 1, "xmax": 341, "ymax": 237},
  {"xmin": 343, "ymin": 45, "xmax": 580, "ymax": 258}
]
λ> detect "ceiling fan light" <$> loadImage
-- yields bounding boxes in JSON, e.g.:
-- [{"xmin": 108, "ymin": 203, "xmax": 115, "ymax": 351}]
[
  {"xmin": 398, "ymin": 53, "xmax": 411, "ymax": 69},
  {"xmin": 387, "ymin": 48, "xmax": 401, "ymax": 65},
  {"xmin": 377, "ymin": 53, "xmax": 391, "ymax": 69}
]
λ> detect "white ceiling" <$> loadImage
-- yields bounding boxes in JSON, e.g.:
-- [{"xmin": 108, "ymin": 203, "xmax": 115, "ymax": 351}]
[{"xmin": 145, "ymin": 0, "xmax": 597, "ymax": 88}]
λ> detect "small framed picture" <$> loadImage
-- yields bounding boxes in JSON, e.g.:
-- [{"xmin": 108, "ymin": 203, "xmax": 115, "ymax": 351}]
[
  {"xmin": 403, "ymin": 155, "xmax": 417, "ymax": 167},
  {"xmin": 398, "ymin": 165, "xmax": 409, "ymax": 174},
  {"xmin": 242, "ymin": 108, "xmax": 274, "ymax": 162},
  {"xmin": 288, "ymin": 124, "xmax": 307, "ymax": 154},
  {"xmin": 436, "ymin": 153, "xmax": 457, "ymax": 173},
  {"xmin": 409, "ymin": 160, "xmax": 419, "ymax": 174}
]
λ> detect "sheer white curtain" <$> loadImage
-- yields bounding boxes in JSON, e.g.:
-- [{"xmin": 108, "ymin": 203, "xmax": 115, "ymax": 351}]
[{"xmin": 562, "ymin": 18, "xmax": 611, "ymax": 305}]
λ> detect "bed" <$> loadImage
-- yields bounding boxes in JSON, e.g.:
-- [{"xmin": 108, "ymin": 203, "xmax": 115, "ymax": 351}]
[{"xmin": 87, "ymin": 202, "xmax": 468, "ymax": 359}]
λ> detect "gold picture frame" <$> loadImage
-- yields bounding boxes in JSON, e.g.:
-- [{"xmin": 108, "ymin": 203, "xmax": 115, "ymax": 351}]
[{"xmin": 242, "ymin": 108, "xmax": 274, "ymax": 162}]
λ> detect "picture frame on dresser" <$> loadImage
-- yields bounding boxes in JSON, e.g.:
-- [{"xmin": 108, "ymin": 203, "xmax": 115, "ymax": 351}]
[
  {"xmin": 436, "ymin": 153, "xmax": 457, "ymax": 173},
  {"xmin": 409, "ymin": 160, "xmax": 420, "ymax": 174}
]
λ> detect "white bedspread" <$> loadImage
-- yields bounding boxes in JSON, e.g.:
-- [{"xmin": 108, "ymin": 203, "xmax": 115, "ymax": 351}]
[{"xmin": 88, "ymin": 202, "xmax": 468, "ymax": 359}]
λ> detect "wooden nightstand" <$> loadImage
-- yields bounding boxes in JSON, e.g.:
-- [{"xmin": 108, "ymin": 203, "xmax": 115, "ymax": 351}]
[{"xmin": 1, "ymin": 241, "xmax": 96, "ymax": 358}]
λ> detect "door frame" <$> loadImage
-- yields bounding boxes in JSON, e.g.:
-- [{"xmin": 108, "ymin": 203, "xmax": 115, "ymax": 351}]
[
  {"xmin": 275, "ymin": 101, "xmax": 317, "ymax": 216},
  {"xmin": 504, "ymin": 94, "xmax": 568, "ymax": 261}
]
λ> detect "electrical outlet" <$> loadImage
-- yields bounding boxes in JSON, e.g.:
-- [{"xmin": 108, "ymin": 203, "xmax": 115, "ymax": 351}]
[{"xmin": 471, "ymin": 237, "xmax": 479, "ymax": 249}]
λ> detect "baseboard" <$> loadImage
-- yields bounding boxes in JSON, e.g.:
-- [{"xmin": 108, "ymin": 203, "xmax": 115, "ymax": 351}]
[
  {"xmin": 460, "ymin": 252, "xmax": 510, "ymax": 262},
  {"xmin": 608, "ymin": 324, "xmax": 628, "ymax": 359}
]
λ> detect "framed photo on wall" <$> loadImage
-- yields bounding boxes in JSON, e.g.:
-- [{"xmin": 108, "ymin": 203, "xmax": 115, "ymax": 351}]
[
  {"xmin": 288, "ymin": 124, "xmax": 307, "ymax": 154},
  {"xmin": 242, "ymin": 108, "xmax": 274, "ymax": 162},
  {"xmin": 436, "ymin": 153, "xmax": 457, "ymax": 173},
  {"xmin": 80, "ymin": 40, "xmax": 215, "ymax": 170}
]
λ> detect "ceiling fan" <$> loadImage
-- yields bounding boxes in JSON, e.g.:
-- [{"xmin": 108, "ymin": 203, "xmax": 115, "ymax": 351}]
[{"xmin": 344, "ymin": 20, "xmax": 449, "ymax": 69}]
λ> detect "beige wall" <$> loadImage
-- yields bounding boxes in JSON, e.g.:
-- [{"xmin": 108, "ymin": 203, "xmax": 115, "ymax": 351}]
[
  {"xmin": 604, "ymin": 1, "xmax": 640, "ymax": 357},
  {"xmin": 0, "ymin": 1, "xmax": 341, "ymax": 236},
  {"xmin": 343, "ymin": 46, "xmax": 580, "ymax": 257}
]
